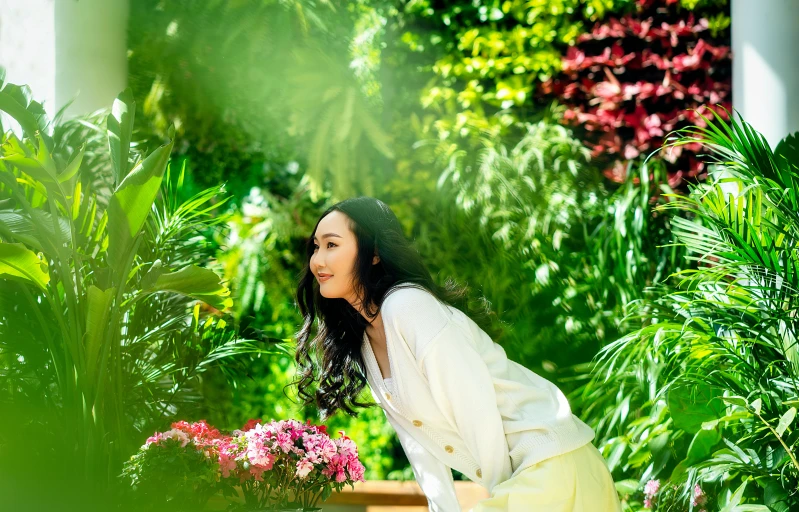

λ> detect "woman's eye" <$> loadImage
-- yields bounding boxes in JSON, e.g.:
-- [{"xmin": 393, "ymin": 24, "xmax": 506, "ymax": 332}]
[{"xmin": 312, "ymin": 242, "xmax": 336, "ymax": 250}]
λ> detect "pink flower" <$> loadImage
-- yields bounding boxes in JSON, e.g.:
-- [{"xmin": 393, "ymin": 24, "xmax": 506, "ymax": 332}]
[
  {"xmin": 296, "ymin": 459, "xmax": 314, "ymax": 479},
  {"xmin": 158, "ymin": 428, "xmax": 190, "ymax": 447},
  {"xmin": 275, "ymin": 431, "xmax": 294, "ymax": 453},
  {"xmin": 347, "ymin": 459, "xmax": 366, "ymax": 482},
  {"xmin": 644, "ymin": 478, "xmax": 660, "ymax": 496},
  {"xmin": 692, "ymin": 483, "xmax": 707, "ymax": 506}
]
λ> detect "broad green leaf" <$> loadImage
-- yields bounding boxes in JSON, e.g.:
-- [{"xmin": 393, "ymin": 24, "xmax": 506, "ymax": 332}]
[
  {"xmin": 106, "ymin": 138, "xmax": 174, "ymax": 273},
  {"xmin": 720, "ymin": 480, "xmax": 748, "ymax": 512},
  {"xmin": 701, "ymin": 410, "xmax": 751, "ymax": 430},
  {"xmin": 0, "ymin": 209, "xmax": 70, "ymax": 252},
  {"xmin": 667, "ymin": 383, "xmax": 725, "ymax": 434},
  {"xmin": 0, "ymin": 242, "xmax": 49, "ymax": 290},
  {"xmin": 750, "ymin": 398, "xmax": 762, "ymax": 415},
  {"xmin": 614, "ymin": 479, "xmax": 639, "ymax": 496},
  {"xmin": 107, "ymin": 88, "xmax": 135, "ymax": 186},
  {"xmin": 776, "ymin": 407, "xmax": 796, "ymax": 437},
  {"xmin": 145, "ymin": 264, "xmax": 233, "ymax": 310},
  {"xmin": 0, "ymin": 135, "xmax": 58, "ymax": 185},
  {"xmin": 83, "ymin": 285, "xmax": 115, "ymax": 383},
  {"xmin": 59, "ymin": 142, "xmax": 85, "ymax": 183},
  {"xmin": 684, "ymin": 427, "xmax": 721, "ymax": 465},
  {"xmin": 0, "ymin": 84, "xmax": 42, "ymax": 139},
  {"xmin": 722, "ymin": 396, "xmax": 749, "ymax": 408}
]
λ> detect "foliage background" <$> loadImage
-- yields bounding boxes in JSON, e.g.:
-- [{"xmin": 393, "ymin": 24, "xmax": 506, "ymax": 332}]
[{"xmin": 121, "ymin": 0, "xmax": 737, "ymax": 489}]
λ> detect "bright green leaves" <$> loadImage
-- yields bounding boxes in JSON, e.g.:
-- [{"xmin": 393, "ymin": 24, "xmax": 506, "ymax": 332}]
[
  {"xmin": 667, "ymin": 383, "xmax": 725, "ymax": 434},
  {"xmin": 106, "ymin": 138, "xmax": 174, "ymax": 274},
  {"xmin": 0, "ymin": 242, "xmax": 49, "ymax": 291},
  {"xmin": 107, "ymin": 88, "xmax": 135, "ymax": 187},
  {"xmin": 0, "ymin": 77, "xmax": 51, "ymax": 145},
  {"xmin": 84, "ymin": 285, "xmax": 116, "ymax": 384},
  {"xmin": 144, "ymin": 264, "xmax": 233, "ymax": 311}
]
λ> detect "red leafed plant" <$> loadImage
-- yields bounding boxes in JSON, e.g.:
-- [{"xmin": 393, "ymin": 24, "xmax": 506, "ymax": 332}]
[{"xmin": 540, "ymin": 0, "xmax": 731, "ymax": 188}]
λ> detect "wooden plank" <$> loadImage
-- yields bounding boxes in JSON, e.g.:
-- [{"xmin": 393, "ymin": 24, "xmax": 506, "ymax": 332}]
[{"xmin": 206, "ymin": 480, "xmax": 488, "ymax": 511}]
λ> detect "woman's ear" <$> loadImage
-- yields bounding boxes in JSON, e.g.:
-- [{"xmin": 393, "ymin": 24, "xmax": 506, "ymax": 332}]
[{"xmin": 372, "ymin": 254, "xmax": 380, "ymax": 265}]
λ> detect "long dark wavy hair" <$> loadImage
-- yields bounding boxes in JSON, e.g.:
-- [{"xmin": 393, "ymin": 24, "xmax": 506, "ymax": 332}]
[{"xmin": 293, "ymin": 196, "xmax": 503, "ymax": 420}]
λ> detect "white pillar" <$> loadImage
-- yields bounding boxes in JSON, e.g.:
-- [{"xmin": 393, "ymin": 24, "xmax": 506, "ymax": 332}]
[
  {"xmin": 0, "ymin": 0, "xmax": 57, "ymax": 116},
  {"xmin": 0, "ymin": 0, "xmax": 128, "ymax": 129},
  {"xmin": 732, "ymin": 0, "xmax": 799, "ymax": 148}
]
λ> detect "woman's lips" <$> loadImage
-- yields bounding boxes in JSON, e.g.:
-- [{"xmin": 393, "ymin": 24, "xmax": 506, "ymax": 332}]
[{"xmin": 318, "ymin": 274, "xmax": 333, "ymax": 282}]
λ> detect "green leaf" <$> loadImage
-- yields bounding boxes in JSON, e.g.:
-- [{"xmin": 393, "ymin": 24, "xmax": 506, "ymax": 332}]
[
  {"xmin": 614, "ymin": 479, "xmax": 639, "ymax": 496},
  {"xmin": 0, "ymin": 209, "xmax": 70, "ymax": 252},
  {"xmin": 59, "ymin": 142, "xmax": 85, "ymax": 183},
  {"xmin": 684, "ymin": 427, "xmax": 721, "ymax": 465},
  {"xmin": 107, "ymin": 88, "xmax": 135, "ymax": 186},
  {"xmin": 722, "ymin": 396, "xmax": 749, "ymax": 408},
  {"xmin": 84, "ymin": 285, "xmax": 115, "ymax": 383},
  {"xmin": 667, "ymin": 383, "xmax": 725, "ymax": 434},
  {"xmin": 0, "ymin": 242, "xmax": 49, "ymax": 290},
  {"xmin": 1, "ymin": 133, "xmax": 58, "ymax": 185},
  {"xmin": 145, "ymin": 264, "xmax": 233, "ymax": 310},
  {"xmin": 701, "ymin": 410, "xmax": 752, "ymax": 430},
  {"xmin": 0, "ymin": 83, "xmax": 43, "ymax": 140},
  {"xmin": 776, "ymin": 407, "xmax": 796, "ymax": 437},
  {"xmin": 720, "ymin": 480, "xmax": 751, "ymax": 512},
  {"xmin": 106, "ymin": 138, "xmax": 174, "ymax": 274},
  {"xmin": 774, "ymin": 131, "xmax": 799, "ymax": 171}
]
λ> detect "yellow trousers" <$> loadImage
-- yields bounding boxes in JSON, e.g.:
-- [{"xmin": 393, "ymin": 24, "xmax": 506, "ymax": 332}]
[{"xmin": 471, "ymin": 443, "xmax": 622, "ymax": 512}]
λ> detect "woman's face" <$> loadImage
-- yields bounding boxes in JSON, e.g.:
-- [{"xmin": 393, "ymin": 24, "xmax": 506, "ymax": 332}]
[{"xmin": 310, "ymin": 211, "xmax": 377, "ymax": 303}]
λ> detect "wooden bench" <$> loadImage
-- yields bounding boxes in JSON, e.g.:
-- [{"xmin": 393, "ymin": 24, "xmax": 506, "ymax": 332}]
[{"xmin": 206, "ymin": 480, "xmax": 488, "ymax": 511}]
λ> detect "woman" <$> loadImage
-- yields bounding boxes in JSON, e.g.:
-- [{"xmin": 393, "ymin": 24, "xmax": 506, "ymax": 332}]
[{"xmin": 294, "ymin": 197, "xmax": 622, "ymax": 511}]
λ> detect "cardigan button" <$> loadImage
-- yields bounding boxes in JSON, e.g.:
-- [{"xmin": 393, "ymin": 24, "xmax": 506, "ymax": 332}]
[
  {"xmin": 412, "ymin": 420, "xmax": 423, "ymax": 427},
  {"xmin": 476, "ymin": 469, "xmax": 482, "ymax": 478},
  {"xmin": 444, "ymin": 445, "xmax": 454, "ymax": 453},
  {"xmin": 385, "ymin": 392, "xmax": 392, "ymax": 401}
]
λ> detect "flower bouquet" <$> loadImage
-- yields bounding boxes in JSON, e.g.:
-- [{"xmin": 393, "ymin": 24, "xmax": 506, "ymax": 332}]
[{"xmin": 123, "ymin": 419, "xmax": 366, "ymax": 511}]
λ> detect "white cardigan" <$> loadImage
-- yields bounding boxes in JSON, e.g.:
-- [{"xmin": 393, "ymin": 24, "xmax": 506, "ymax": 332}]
[{"xmin": 360, "ymin": 284, "xmax": 596, "ymax": 511}]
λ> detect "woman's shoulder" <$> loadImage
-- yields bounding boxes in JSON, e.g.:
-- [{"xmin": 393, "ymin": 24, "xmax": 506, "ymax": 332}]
[{"xmin": 381, "ymin": 283, "xmax": 446, "ymax": 318}]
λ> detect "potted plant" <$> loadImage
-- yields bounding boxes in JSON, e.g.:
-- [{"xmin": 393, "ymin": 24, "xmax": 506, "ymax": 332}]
[{"xmin": 124, "ymin": 419, "xmax": 366, "ymax": 511}]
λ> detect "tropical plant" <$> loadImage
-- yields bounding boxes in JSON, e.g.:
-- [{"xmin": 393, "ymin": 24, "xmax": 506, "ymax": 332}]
[
  {"xmin": 409, "ymin": 107, "xmax": 680, "ymax": 371},
  {"xmin": 0, "ymin": 77, "xmax": 286, "ymax": 508},
  {"xmin": 584, "ymin": 109, "xmax": 799, "ymax": 510},
  {"xmin": 541, "ymin": 0, "xmax": 731, "ymax": 188}
]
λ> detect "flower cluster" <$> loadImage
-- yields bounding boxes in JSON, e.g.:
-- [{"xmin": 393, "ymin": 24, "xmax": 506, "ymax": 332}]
[
  {"xmin": 691, "ymin": 483, "xmax": 707, "ymax": 509},
  {"xmin": 128, "ymin": 418, "xmax": 365, "ymax": 510},
  {"xmin": 641, "ymin": 478, "xmax": 708, "ymax": 511},
  {"xmin": 643, "ymin": 478, "xmax": 660, "ymax": 508}
]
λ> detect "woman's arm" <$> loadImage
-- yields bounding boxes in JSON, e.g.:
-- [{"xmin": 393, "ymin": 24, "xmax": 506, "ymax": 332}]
[
  {"xmin": 384, "ymin": 412, "xmax": 462, "ymax": 512},
  {"xmin": 418, "ymin": 325, "xmax": 513, "ymax": 491}
]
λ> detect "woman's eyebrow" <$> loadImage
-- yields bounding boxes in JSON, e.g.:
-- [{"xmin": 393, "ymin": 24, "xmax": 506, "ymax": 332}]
[{"xmin": 312, "ymin": 233, "xmax": 343, "ymax": 241}]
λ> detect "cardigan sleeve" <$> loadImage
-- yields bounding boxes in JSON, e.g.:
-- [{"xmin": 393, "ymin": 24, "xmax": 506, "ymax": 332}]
[
  {"xmin": 384, "ymin": 412, "xmax": 462, "ymax": 511},
  {"xmin": 416, "ymin": 319, "xmax": 513, "ymax": 492},
  {"xmin": 387, "ymin": 286, "xmax": 513, "ymax": 490}
]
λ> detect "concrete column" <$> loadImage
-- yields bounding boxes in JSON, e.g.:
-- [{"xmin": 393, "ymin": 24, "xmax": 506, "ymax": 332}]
[
  {"xmin": 732, "ymin": 0, "xmax": 799, "ymax": 148},
  {"xmin": 0, "ymin": 0, "xmax": 128, "ymax": 130}
]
